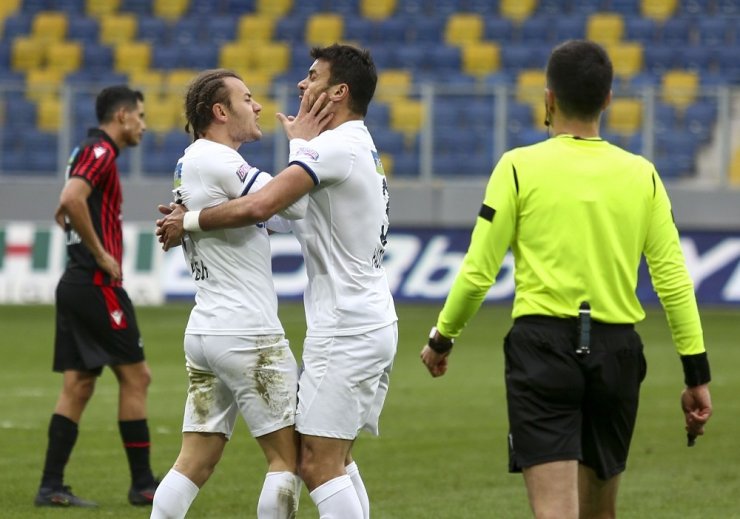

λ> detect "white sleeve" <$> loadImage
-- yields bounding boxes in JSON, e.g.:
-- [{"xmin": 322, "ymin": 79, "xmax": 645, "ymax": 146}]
[
  {"xmin": 289, "ymin": 134, "xmax": 351, "ymax": 185},
  {"xmin": 247, "ymin": 172, "xmax": 307, "ymax": 231}
]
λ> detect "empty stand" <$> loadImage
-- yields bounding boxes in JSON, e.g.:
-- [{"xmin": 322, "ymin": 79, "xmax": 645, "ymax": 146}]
[
  {"xmin": 586, "ymin": 13, "xmax": 624, "ymax": 45},
  {"xmin": 305, "ymin": 13, "xmax": 344, "ymax": 46},
  {"xmin": 444, "ymin": 13, "xmax": 484, "ymax": 47}
]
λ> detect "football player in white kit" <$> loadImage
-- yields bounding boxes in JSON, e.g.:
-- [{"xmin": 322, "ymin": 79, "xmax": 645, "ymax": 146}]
[
  {"xmin": 157, "ymin": 45, "xmax": 398, "ymax": 519},
  {"xmin": 150, "ymin": 69, "xmax": 331, "ymax": 519}
]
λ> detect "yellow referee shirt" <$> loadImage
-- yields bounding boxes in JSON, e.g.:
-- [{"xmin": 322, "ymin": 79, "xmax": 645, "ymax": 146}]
[{"xmin": 437, "ymin": 134, "xmax": 704, "ymax": 356}]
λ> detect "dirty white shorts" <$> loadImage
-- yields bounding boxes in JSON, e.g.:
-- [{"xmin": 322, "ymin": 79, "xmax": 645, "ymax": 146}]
[
  {"xmin": 296, "ymin": 323, "xmax": 398, "ymax": 439},
  {"xmin": 182, "ymin": 334, "xmax": 298, "ymax": 439}
]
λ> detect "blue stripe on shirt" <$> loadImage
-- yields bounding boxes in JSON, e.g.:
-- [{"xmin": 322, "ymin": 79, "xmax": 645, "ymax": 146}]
[{"xmin": 289, "ymin": 161, "xmax": 319, "ymax": 185}]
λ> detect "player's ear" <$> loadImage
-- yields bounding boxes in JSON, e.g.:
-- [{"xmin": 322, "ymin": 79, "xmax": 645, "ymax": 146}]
[
  {"xmin": 330, "ymin": 83, "xmax": 349, "ymax": 102},
  {"xmin": 212, "ymin": 102, "xmax": 228, "ymax": 121}
]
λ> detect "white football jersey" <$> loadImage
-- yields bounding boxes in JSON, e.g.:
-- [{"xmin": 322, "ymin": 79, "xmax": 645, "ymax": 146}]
[
  {"xmin": 173, "ymin": 138, "xmax": 287, "ymax": 336},
  {"xmin": 289, "ymin": 120, "xmax": 398, "ymax": 337}
]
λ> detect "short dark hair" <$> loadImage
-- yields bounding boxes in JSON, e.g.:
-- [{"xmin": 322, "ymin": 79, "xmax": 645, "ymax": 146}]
[
  {"xmin": 184, "ymin": 68, "xmax": 242, "ymax": 139},
  {"xmin": 95, "ymin": 85, "xmax": 144, "ymax": 124},
  {"xmin": 546, "ymin": 40, "xmax": 613, "ymax": 121},
  {"xmin": 310, "ymin": 44, "xmax": 377, "ymax": 116}
]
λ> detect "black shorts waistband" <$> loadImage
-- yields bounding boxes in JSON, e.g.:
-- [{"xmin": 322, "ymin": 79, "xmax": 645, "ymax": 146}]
[{"xmin": 514, "ymin": 315, "xmax": 634, "ymax": 332}]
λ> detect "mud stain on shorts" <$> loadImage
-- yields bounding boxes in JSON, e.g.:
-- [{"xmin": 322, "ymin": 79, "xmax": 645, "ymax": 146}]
[
  {"xmin": 187, "ymin": 367, "xmax": 216, "ymax": 424},
  {"xmin": 254, "ymin": 342, "xmax": 291, "ymax": 419}
]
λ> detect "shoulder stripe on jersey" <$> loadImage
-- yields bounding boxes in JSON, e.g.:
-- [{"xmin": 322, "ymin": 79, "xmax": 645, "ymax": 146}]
[
  {"xmin": 288, "ymin": 160, "xmax": 319, "ymax": 185},
  {"xmin": 240, "ymin": 170, "xmax": 261, "ymax": 197},
  {"xmin": 512, "ymin": 164, "xmax": 519, "ymax": 195}
]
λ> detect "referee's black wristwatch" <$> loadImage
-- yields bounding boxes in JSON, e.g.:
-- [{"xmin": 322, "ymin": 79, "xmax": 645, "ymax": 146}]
[{"xmin": 428, "ymin": 326, "xmax": 454, "ymax": 354}]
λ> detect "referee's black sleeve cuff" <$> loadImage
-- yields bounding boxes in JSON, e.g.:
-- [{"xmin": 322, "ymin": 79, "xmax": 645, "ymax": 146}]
[{"xmin": 681, "ymin": 352, "xmax": 711, "ymax": 387}]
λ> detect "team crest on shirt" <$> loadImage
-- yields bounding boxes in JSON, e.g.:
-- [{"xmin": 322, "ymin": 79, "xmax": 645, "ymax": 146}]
[
  {"xmin": 93, "ymin": 146, "xmax": 106, "ymax": 159},
  {"xmin": 236, "ymin": 163, "xmax": 251, "ymax": 182},
  {"xmin": 295, "ymin": 147, "xmax": 319, "ymax": 161}
]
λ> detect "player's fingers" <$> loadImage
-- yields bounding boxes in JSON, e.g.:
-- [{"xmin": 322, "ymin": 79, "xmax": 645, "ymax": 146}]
[
  {"xmin": 309, "ymin": 93, "xmax": 328, "ymax": 115},
  {"xmin": 276, "ymin": 113, "xmax": 289, "ymax": 126},
  {"xmin": 158, "ymin": 204, "xmax": 173, "ymax": 215}
]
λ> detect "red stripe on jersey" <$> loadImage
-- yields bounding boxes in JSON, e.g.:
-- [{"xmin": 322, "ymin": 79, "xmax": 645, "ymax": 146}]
[{"xmin": 100, "ymin": 286, "xmax": 127, "ymax": 330}]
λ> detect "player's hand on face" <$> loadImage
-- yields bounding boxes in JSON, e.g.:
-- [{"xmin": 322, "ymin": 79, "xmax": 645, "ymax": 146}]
[
  {"xmin": 420, "ymin": 345, "xmax": 450, "ymax": 378},
  {"xmin": 94, "ymin": 250, "xmax": 121, "ymax": 281},
  {"xmin": 277, "ymin": 92, "xmax": 334, "ymax": 140},
  {"xmin": 155, "ymin": 203, "xmax": 187, "ymax": 251}
]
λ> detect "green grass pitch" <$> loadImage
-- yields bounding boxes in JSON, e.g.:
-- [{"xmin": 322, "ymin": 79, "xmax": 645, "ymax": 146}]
[{"xmin": 0, "ymin": 302, "xmax": 738, "ymax": 518}]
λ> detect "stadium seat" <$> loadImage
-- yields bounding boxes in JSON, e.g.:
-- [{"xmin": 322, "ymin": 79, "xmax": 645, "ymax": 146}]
[
  {"xmin": 661, "ymin": 70, "xmax": 699, "ymax": 110},
  {"xmin": 607, "ymin": 42, "xmax": 643, "ymax": 81},
  {"xmin": 406, "ymin": 15, "xmax": 445, "ymax": 43},
  {"xmin": 67, "ymin": 16, "xmax": 100, "ymax": 43},
  {"xmin": 683, "ymin": 100, "xmax": 717, "ymax": 139},
  {"xmin": 203, "ymin": 16, "xmax": 238, "ymax": 44},
  {"xmin": 136, "ymin": 15, "xmax": 169, "ymax": 44},
  {"xmin": 643, "ymin": 45, "xmax": 675, "ymax": 74},
  {"xmin": 531, "ymin": 101, "xmax": 547, "ymax": 129},
  {"xmin": 696, "ymin": 17, "xmax": 731, "ymax": 47},
  {"xmin": 730, "ymin": 147, "xmax": 740, "ymax": 185},
  {"xmin": 143, "ymin": 94, "xmax": 179, "ymax": 133},
  {"xmin": 183, "ymin": 43, "xmax": 219, "ymax": 69},
  {"xmin": 428, "ymin": 45, "xmax": 462, "ymax": 73},
  {"xmin": 237, "ymin": 14, "xmax": 276, "ymax": 43},
  {"xmin": 657, "ymin": 17, "xmax": 690, "ymax": 46},
  {"xmin": 252, "ymin": 42, "xmax": 291, "ymax": 76},
  {"xmin": 372, "ymin": 126, "xmax": 406, "ymax": 155},
  {"xmin": 31, "ymin": 11, "xmax": 68, "ymax": 43},
  {"xmin": 676, "ymin": 46, "xmax": 714, "ymax": 73},
  {"xmin": 0, "ymin": 0, "xmax": 21, "ymax": 20},
  {"xmin": 240, "ymin": 70, "xmax": 274, "ymax": 97},
  {"xmin": 120, "ymin": 0, "xmax": 152, "ymax": 15},
  {"xmin": 483, "ymin": 16, "xmax": 514, "ymax": 43},
  {"xmin": 11, "ymin": 37, "xmax": 45, "ymax": 71},
  {"xmin": 375, "ymin": 69, "xmax": 412, "ymax": 102},
  {"xmin": 500, "ymin": 0, "xmax": 537, "ymax": 23},
  {"xmin": 553, "ymin": 16, "xmax": 586, "ymax": 41},
  {"xmin": 586, "ymin": 13, "xmax": 624, "ymax": 46},
  {"xmin": 305, "ymin": 13, "xmax": 344, "ymax": 46},
  {"xmin": 153, "ymin": 0, "xmax": 188, "ymax": 20},
  {"xmin": 624, "ymin": 16, "xmax": 656, "ymax": 43},
  {"xmin": 37, "ymin": 94, "xmax": 61, "ymax": 131},
  {"xmin": 219, "ymin": 42, "xmax": 251, "ymax": 71},
  {"xmin": 113, "ymin": 41, "xmax": 151, "ymax": 74},
  {"xmin": 2, "ymin": 13, "xmax": 33, "ymax": 42},
  {"xmin": 389, "ymin": 98, "xmax": 424, "ymax": 137},
  {"xmin": 151, "ymin": 44, "xmax": 183, "ymax": 69},
  {"xmin": 360, "ymin": 0, "xmax": 396, "ymax": 20},
  {"xmin": 640, "ymin": 0, "xmax": 677, "ymax": 21},
  {"xmin": 254, "ymin": 96, "xmax": 280, "ymax": 132},
  {"xmin": 86, "ymin": 0, "xmax": 120, "ymax": 18},
  {"xmin": 461, "ymin": 42, "xmax": 500, "ymax": 78},
  {"xmin": 606, "ymin": 98, "xmax": 642, "ymax": 135},
  {"xmin": 256, "ymin": 0, "xmax": 292, "ymax": 18},
  {"xmin": 99, "ymin": 13, "xmax": 138, "ymax": 45},
  {"xmin": 515, "ymin": 69, "xmax": 546, "ymax": 107},
  {"xmin": 26, "ymin": 68, "xmax": 64, "ymax": 102},
  {"xmin": 520, "ymin": 15, "xmax": 555, "ymax": 43},
  {"xmin": 274, "ymin": 16, "xmax": 307, "ymax": 44},
  {"xmin": 129, "ymin": 69, "xmax": 164, "ymax": 95},
  {"xmin": 609, "ymin": 0, "xmax": 640, "ymax": 15},
  {"xmin": 444, "ymin": 13, "xmax": 485, "ymax": 47},
  {"xmin": 163, "ymin": 68, "xmax": 196, "ymax": 95},
  {"xmin": 365, "ymin": 102, "xmax": 390, "ymax": 128},
  {"xmin": 47, "ymin": 41, "xmax": 83, "ymax": 74}
]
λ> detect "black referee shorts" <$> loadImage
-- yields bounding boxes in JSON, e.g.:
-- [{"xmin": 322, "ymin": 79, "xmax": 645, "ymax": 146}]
[
  {"xmin": 54, "ymin": 281, "xmax": 144, "ymax": 375},
  {"xmin": 504, "ymin": 315, "xmax": 646, "ymax": 481}
]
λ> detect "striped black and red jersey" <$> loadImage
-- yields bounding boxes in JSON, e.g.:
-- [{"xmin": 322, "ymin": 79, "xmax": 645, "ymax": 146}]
[{"xmin": 61, "ymin": 128, "xmax": 124, "ymax": 287}]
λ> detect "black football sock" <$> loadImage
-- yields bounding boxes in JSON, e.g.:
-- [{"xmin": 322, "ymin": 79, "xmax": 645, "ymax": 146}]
[
  {"xmin": 40, "ymin": 414, "xmax": 78, "ymax": 490},
  {"xmin": 119, "ymin": 419, "xmax": 155, "ymax": 489}
]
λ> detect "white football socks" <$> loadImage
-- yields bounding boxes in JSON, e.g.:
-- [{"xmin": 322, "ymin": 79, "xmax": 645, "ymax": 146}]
[
  {"xmin": 346, "ymin": 461, "xmax": 370, "ymax": 519},
  {"xmin": 309, "ymin": 474, "xmax": 364, "ymax": 519},
  {"xmin": 150, "ymin": 469, "xmax": 199, "ymax": 519},
  {"xmin": 257, "ymin": 471, "xmax": 300, "ymax": 519}
]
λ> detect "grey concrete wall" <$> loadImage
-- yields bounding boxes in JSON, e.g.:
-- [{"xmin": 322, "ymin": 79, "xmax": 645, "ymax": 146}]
[{"xmin": 1, "ymin": 177, "xmax": 739, "ymax": 230}]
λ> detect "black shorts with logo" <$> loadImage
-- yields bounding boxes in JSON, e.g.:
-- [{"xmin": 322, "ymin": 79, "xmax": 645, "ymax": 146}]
[
  {"xmin": 504, "ymin": 315, "xmax": 646, "ymax": 480},
  {"xmin": 54, "ymin": 281, "xmax": 144, "ymax": 375}
]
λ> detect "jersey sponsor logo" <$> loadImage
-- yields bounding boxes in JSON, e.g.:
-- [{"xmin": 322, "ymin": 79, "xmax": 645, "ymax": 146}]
[
  {"xmin": 372, "ymin": 150, "xmax": 385, "ymax": 176},
  {"xmin": 236, "ymin": 163, "xmax": 251, "ymax": 182},
  {"xmin": 173, "ymin": 161, "xmax": 183, "ymax": 188},
  {"xmin": 295, "ymin": 147, "xmax": 319, "ymax": 161},
  {"xmin": 93, "ymin": 146, "xmax": 107, "ymax": 159}
]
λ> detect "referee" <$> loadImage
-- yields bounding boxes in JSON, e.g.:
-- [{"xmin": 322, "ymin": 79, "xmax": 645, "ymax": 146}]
[{"xmin": 420, "ymin": 40, "xmax": 712, "ymax": 519}]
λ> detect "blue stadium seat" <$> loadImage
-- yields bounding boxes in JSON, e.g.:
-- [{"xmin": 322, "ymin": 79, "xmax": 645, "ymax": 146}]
[
  {"xmin": 507, "ymin": 102, "xmax": 534, "ymax": 132},
  {"xmin": 716, "ymin": 46, "xmax": 740, "ymax": 84},
  {"xmin": 643, "ymin": 46, "xmax": 676, "ymax": 74},
  {"xmin": 344, "ymin": 18, "xmax": 377, "ymax": 44},
  {"xmin": 434, "ymin": 101, "xmax": 464, "ymax": 127},
  {"xmin": 120, "ymin": 0, "xmax": 152, "ymax": 15},
  {"xmin": 537, "ymin": 0, "xmax": 572, "ymax": 15},
  {"xmin": 222, "ymin": 0, "xmax": 257, "ymax": 15},
  {"xmin": 366, "ymin": 103, "xmax": 390, "ymax": 128},
  {"xmin": 697, "ymin": 17, "xmax": 732, "ymax": 47},
  {"xmin": 433, "ymin": 126, "xmax": 479, "ymax": 154},
  {"xmin": 653, "ymin": 102, "xmax": 677, "ymax": 133},
  {"xmin": 373, "ymin": 127, "xmax": 406, "ymax": 155},
  {"xmin": 428, "ymin": 45, "xmax": 462, "ymax": 72},
  {"xmin": 570, "ymin": 0, "xmax": 605, "ymax": 14},
  {"xmin": 171, "ymin": 16, "xmax": 204, "ymax": 46},
  {"xmin": 369, "ymin": 44, "xmax": 400, "ymax": 70},
  {"xmin": 608, "ymin": 0, "xmax": 640, "ymax": 15},
  {"xmin": 396, "ymin": 44, "xmax": 427, "ymax": 72},
  {"xmin": 553, "ymin": 16, "xmax": 586, "ymax": 41},
  {"xmin": 509, "ymin": 128, "xmax": 548, "ymax": 148},
  {"xmin": 391, "ymin": 152, "xmax": 419, "ymax": 177},
  {"xmin": 501, "ymin": 44, "xmax": 549, "ymax": 72},
  {"xmin": 658, "ymin": 18, "xmax": 691, "ymax": 46},
  {"xmin": 67, "ymin": 69, "xmax": 128, "ymax": 86},
  {"xmin": 152, "ymin": 45, "xmax": 184, "ymax": 70},
  {"xmin": 654, "ymin": 154, "xmax": 693, "ymax": 179},
  {"xmin": 82, "ymin": 43, "xmax": 114, "ymax": 73},
  {"xmin": 716, "ymin": 0, "xmax": 739, "ymax": 15},
  {"xmin": 275, "ymin": 17, "xmax": 307, "ymax": 45},
  {"xmin": 624, "ymin": 132, "xmax": 643, "ymax": 154},
  {"xmin": 677, "ymin": 0, "xmax": 710, "ymax": 16},
  {"xmin": 377, "ymin": 17, "xmax": 410, "ymax": 44},
  {"xmin": 67, "ymin": 16, "xmax": 100, "ymax": 44},
  {"xmin": 431, "ymin": 0, "xmax": 462, "ymax": 17},
  {"xmin": 406, "ymin": 16, "xmax": 445, "ymax": 43},
  {"xmin": 625, "ymin": 17, "xmax": 657, "ymax": 43},
  {"xmin": 1, "ymin": 14, "xmax": 33, "ymax": 43},
  {"xmin": 656, "ymin": 130, "xmax": 699, "ymax": 159},
  {"xmin": 137, "ymin": 16, "xmax": 170, "ymax": 45},
  {"xmin": 20, "ymin": 0, "xmax": 52, "ymax": 13},
  {"xmin": 484, "ymin": 16, "xmax": 514, "ymax": 43},
  {"xmin": 0, "ymin": 43, "xmax": 10, "ymax": 70},
  {"xmin": 677, "ymin": 46, "xmax": 714, "ymax": 72},
  {"xmin": 461, "ymin": 0, "xmax": 499, "ymax": 15},
  {"xmin": 520, "ymin": 16, "xmax": 555, "ymax": 43},
  {"xmin": 185, "ymin": 43, "xmax": 219, "ymax": 70},
  {"xmin": 55, "ymin": 0, "xmax": 86, "ymax": 14},
  {"xmin": 204, "ymin": 16, "xmax": 238, "ymax": 45},
  {"xmin": 683, "ymin": 100, "xmax": 717, "ymax": 140},
  {"xmin": 6, "ymin": 99, "xmax": 37, "ymax": 131}
]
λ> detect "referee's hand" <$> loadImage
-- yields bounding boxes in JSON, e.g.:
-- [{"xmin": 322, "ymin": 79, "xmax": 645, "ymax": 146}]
[
  {"xmin": 681, "ymin": 384, "xmax": 712, "ymax": 444},
  {"xmin": 420, "ymin": 345, "xmax": 450, "ymax": 378}
]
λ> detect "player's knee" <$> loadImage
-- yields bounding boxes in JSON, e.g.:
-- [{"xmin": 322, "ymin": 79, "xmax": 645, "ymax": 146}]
[{"xmin": 65, "ymin": 377, "xmax": 96, "ymax": 404}]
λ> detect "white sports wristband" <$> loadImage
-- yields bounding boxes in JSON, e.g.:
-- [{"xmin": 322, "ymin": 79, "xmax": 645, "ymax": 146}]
[{"xmin": 183, "ymin": 210, "xmax": 202, "ymax": 232}]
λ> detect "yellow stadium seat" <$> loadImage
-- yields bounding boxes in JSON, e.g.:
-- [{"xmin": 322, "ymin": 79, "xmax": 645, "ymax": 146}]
[
  {"xmin": 516, "ymin": 69, "xmax": 546, "ymax": 106},
  {"xmin": 641, "ymin": 0, "xmax": 677, "ymax": 21},
  {"xmin": 360, "ymin": 0, "xmax": 396, "ymax": 20},
  {"xmin": 37, "ymin": 95, "xmax": 61, "ymax": 131},
  {"xmin": 219, "ymin": 42, "xmax": 250, "ymax": 71},
  {"xmin": 129, "ymin": 69, "xmax": 164, "ymax": 95},
  {"xmin": 0, "ymin": 0, "xmax": 21, "ymax": 20},
  {"xmin": 144, "ymin": 94, "xmax": 179, "ymax": 133},
  {"xmin": 236, "ymin": 14, "xmax": 276, "ymax": 43},
  {"xmin": 389, "ymin": 99, "xmax": 424, "ymax": 137},
  {"xmin": 237, "ymin": 69, "xmax": 274, "ymax": 97},
  {"xmin": 255, "ymin": 96, "xmax": 280, "ymax": 132},
  {"xmin": 661, "ymin": 70, "xmax": 699, "ymax": 110},
  {"xmin": 256, "ymin": 0, "xmax": 292, "ymax": 18},
  {"xmin": 445, "ymin": 13, "xmax": 484, "ymax": 46},
  {"xmin": 252, "ymin": 42, "xmax": 290, "ymax": 75},
  {"xmin": 306, "ymin": 13, "xmax": 344, "ymax": 46},
  {"xmin": 153, "ymin": 0, "xmax": 189, "ymax": 21},
  {"xmin": 26, "ymin": 68, "xmax": 64, "ymax": 102},
  {"xmin": 86, "ymin": 0, "xmax": 120, "ymax": 17},
  {"xmin": 730, "ymin": 147, "xmax": 740, "ymax": 186},
  {"xmin": 164, "ymin": 69, "xmax": 197, "ymax": 96},
  {"xmin": 586, "ymin": 13, "xmax": 624, "ymax": 45},
  {"xmin": 378, "ymin": 152, "xmax": 393, "ymax": 176},
  {"xmin": 11, "ymin": 37, "xmax": 45, "ymax": 71},
  {"xmin": 160, "ymin": 92, "xmax": 187, "ymax": 130},
  {"xmin": 607, "ymin": 42, "xmax": 643, "ymax": 80},
  {"xmin": 461, "ymin": 42, "xmax": 500, "ymax": 78},
  {"xmin": 500, "ymin": 0, "xmax": 536, "ymax": 23},
  {"xmin": 375, "ymin": 69, "xmax": 412, "ymax": 102},
  {"xmin": 533, "ymin": 102, "xmax": 547, "ymax": 129},
  {"xmin": 113, "ymin": 41, "xmax": 151, "ymax": 74},
  {"xmin": 607, "ymin": 98, "xmax": 642, "ymax": 135},
  {"xmin": 47, "ymin": 41, "xmax": 83, "ymax": 74},
  {"xmin": 100, "ymin": 14, "xmax": 137, "ymax": 45},
  {"xmin": 31, "ymin": 11, "xmax": 68, "ymax": 43}
]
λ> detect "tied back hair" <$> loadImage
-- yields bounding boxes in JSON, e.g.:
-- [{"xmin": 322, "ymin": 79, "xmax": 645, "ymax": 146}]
[{"xmin": 184, "ymin": 69, "xmax": 242, "ymax": 139}]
